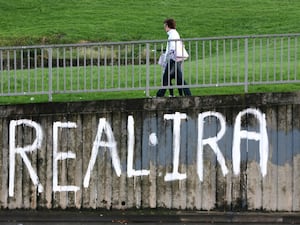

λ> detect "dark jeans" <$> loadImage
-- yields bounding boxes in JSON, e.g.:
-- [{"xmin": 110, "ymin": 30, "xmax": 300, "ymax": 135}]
[{"xmin": 156, "ymin": 59, "xmax": 192, "ymax": 97}]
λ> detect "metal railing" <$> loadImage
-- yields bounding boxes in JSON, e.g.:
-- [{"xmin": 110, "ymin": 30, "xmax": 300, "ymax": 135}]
[{"xmin": 0, "ymin": 33, "xmax": 300, "ymax": 101}]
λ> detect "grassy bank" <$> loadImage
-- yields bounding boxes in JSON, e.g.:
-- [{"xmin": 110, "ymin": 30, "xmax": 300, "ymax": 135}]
[{"xmin": 0, "ymin": 0, "xmax": 300, "ymax": 46}]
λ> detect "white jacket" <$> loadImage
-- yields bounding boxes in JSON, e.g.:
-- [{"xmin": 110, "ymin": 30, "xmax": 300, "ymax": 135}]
[{"xmin": 164, "ymin": 29, "xmax": 188, "ymax": 63}]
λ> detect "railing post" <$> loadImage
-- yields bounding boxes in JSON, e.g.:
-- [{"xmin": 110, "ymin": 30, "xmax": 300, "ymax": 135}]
[
  {"xmin": 48, "ymin": 48, "xmax": 53, "ymax": 102},
  {"xmin": 145, "ymin": 43, "xmax": 150, "ymax": 97},
  {"xmin": 244, "ymin": 38, "xmax": 248, "ymax": 93}
]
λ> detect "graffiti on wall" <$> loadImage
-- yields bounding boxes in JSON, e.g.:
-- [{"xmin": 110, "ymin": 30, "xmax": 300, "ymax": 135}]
[{"xmin": 8, "ymin": 108, "xmax": 268, "ymax": 197}]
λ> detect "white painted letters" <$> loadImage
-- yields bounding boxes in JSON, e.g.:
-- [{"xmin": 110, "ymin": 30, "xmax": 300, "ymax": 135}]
[
  {"xmin": 127, "ymin": 115, "xmax": 150, "ymax": 177},
  {"xmin": 53, "ymin": 122, "xmax": 80, "ymax": 192},
  {"xmin": 232, "ymin": 108, "xmax": 269, "ymax": 176},
  {"xmin": 9, "ymin": 119, "xmax": 44, "ymax": 197},
  {"xmin": 164, "ymin": 112, "xmax": 187, "ymax": 181},
  {"xmin": 7, "ymin": 108, "xmax": 270, "ymax": 197},
  {"xmin": 83, "ymin": 118, "xmax": 121, "ymax": 188},
  {"xmin": 197, "ymin": 112, "xmax": 229, "ymax": 182}
]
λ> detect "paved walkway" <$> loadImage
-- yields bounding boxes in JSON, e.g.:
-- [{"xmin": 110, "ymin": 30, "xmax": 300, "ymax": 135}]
[{"xmin": 0, "ymin": 210, "xmax": 299, "ymax": 225}]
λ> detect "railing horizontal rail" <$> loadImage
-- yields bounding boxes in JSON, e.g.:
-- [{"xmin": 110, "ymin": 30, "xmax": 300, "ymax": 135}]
[{"xmin": 2, "ymin": 33, "xmax": 300, "ymax": 50}]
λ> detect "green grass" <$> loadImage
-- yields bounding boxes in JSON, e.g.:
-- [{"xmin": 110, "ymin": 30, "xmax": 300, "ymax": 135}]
[
  {"xmin": 1, "ymin": 0, "xmax": 300, "ymax": 46},
  {"xmin": 1, "ymin": 0, "xmax": 300, "ymax": 103},
  {"xmin": 2, "ymin": 83, "xmax": 300, "ymax": 105}
]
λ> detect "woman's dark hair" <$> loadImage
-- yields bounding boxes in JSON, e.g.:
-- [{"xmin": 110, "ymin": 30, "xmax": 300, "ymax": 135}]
[{"xmin": 164, "ymin": 18, "xmax": 176, "ymax": 29}]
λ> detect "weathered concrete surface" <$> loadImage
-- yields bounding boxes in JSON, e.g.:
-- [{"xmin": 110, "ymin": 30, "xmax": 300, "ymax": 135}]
[{"xmin": 1, "ymin": 92, "xmax": 300, "ymax": 211}]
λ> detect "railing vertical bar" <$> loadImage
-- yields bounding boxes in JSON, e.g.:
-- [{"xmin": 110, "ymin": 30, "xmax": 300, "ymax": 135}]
[
  {"xmin": 131, "ymin": 44, "xmax": 134, "ymax": 88},
  {"xmin": 216, "ymin": 40, "xmax": 219, "ymax": 85},
  {"xmin": 111, "ymin": 45, "xmax": 114, "ymax": 89},
  {"xmin": 14, "ymin": 50, "xmax": 17, "ymax": 94},
  {"xmin": 84, "ymin": 47, "xmax": 87, "ymax": 91},
  {"xmin": 287, "ymin": 37, "xmax": 290, "ymax": 80},
  {"xmin": 209, "ymin": 40, "xmax": 212, "ymax": 84},
  {"xmin": 34, "ymin": 49, "xmax": 37, "ymax": 92},
  {"xmin": 195, "ymin": 41, "xmax": 198, "ymax": 85},
  {"xmin": 252, "ymin": 39, "xmax": 255, "ymax": 83},
  {"xmin": 104, "ymin": 46, "xmax": 107, "ymax": 89},
  {"xmin": 56, "ymin": 48, "xmax": 59, "ymax": 91},
  {"xmin": 90, "ymin": 46, "xmax": 93, "ymax": 90},
  {"xmin": 265, "ymin": 39, "xmax": 269, "ymax": 82},
  {"xmin": 237, "ymin": 39, "xmax": 240, "ymax": 83},
  {"xmin": 153, "ymin": 43, "xmax": 157, "ymax": 89},
  {"xmin": 139, "ymin": 44, "xmax": 142, "ymax": 88},
  {"xmin": 174, "ymin": 40, "xmax": 178, "ymax": 88},
  {"xmin": 176, "ymin": 47, "xmax": 179, "ymax": 90},
  {"xmin": 223, "ymin": 39, "xmax": 226, "ymax": 84},
  {"xmin": 20, "ymin": 50, "xmax": 23, "ymax": 93},
  {"xmin": 175, "ymin": 41, "xmax": 179, "ymax": 89},
  {"xmin": 118, "ymin": 45, "xmax": 121, "ymax": 89},
  {"xmin": 63, "ymin": 47, "xmax": 66, "ymax": 91},
  {"xmin": 145, "ymin": 43, "xmax": 150, "ymax": 97},
  {"xmin": 77, "ymin": 47, "xmax": 80, "ymax": 90},
  {"xmin": 244, "ymin": 38, "xmax": 248, "ymax": 93},
  {"xmin": 97, "ymin": 46, "xmax": 101, "ymax": 90},
  {"xmin": 89, "ymin": 46, "xmax": 94, "ymax": 91},
  {"xmin": 48, "ymin": 48, "xmax": 53, "ymax": 101},
  {"xmin": 188, "ymin": 41, "xmax": 192, "ymax": 85},
  {"xmin": 0, "ymin": 50, "xmax": 3, "ymax": 93},
  {"xmin": 124, "ymin": 44, "xmax": 128, "ymax": 89},
  {"xmin": 70, "ymin": 47, "xmax": 73, "ymax": 91},
  {"xmin": 41, "ymin": 49, "xmax": 44, "ymax": 91},
  {"xmin": 295, "ymin": 38, "xmax": 298, "ymax": 80},
  {"xmin": 273, "ymin": 38, "xmax": 277, "ymax": 81},
  {"xmin": 190, "ymin": 41, "xmax": 196, "ymax": 85},
  {"xmin": 202, "ymin": 41, "xmax": 206, "ymax": 84},
  {"xmin": 259, "ymin": 39, "xmax": 262, "ymax": 82},
  {"xmin": 7, "ymin": 51, "xmax": 10, "ymax": 93},
  {"xmin": 27, "ymin": 49, "xmax": 30, "ymax": 93},
  {"xmin": 160, "ymin": 43, "xmax": 165, "ymax": 87},
  {"xmin": 167, "ymin": 50, "xmax": 170, "ymax": 89},
  {"xmin": 27, "ymin": 49, "xmax": 31, "ymax": 93},
  {"xmin": 182, "ymin": 42, "xmax": 185, "ymax": 86},
  {"xmin": 280, "ymin": 38, "xmax": 283, "ymax": 81},
  {"xmin": 230, "ymin": 39, "xmax": 233, "ymax": 83}
]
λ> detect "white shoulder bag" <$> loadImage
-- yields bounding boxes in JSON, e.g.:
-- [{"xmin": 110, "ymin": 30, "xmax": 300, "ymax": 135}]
[
  {"xmin": 158, "ymin": 53, "xmax": 166, "ymax": 67},
  {"xmin": 175, "ymin": 41, "xmax": 189, "ymax": 61}
]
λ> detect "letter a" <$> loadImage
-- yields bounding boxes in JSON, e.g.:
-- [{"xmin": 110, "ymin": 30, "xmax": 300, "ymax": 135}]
[
  {"xmin": 83, "ymin": 118, "xmax": 121, "ymax": 188},
  {"xmin": 232, "ymin": 108, "xmax": 269, "ymax": 177}
]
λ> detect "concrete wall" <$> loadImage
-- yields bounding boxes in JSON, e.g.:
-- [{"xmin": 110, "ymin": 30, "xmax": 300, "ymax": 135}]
[{"xmin": 1, "ymin": 92, "xmax": 300, "ymax": 211}]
